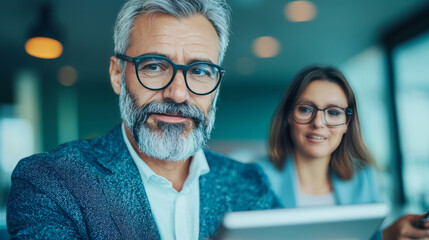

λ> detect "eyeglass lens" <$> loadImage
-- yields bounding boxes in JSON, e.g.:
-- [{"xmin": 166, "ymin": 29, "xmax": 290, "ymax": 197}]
[
  {"xmin": 294, "ymin": 104, "xmax": 348, "ymax": 126},
  {"xmin": 137, "ymin": 56, "xmax": 221, "ymax": 94}
]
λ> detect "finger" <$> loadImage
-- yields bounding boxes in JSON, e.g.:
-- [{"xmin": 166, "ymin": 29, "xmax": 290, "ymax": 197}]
[
  {"xmin": 408, "ymin": 214, "xmax": 426, "ymax": 223},
  {"xmin": 405, "ymin": 228, "xmax": 429, "ymax": 238},
  {"xmin": 423, "ymin": 220, "xmax": 429, "ymax": 229},
  {"xmin": 413, "ymin": 213, "xmax": 429, "ymax": 229},
  {"xmin": 406, "ymin": 214, "xmax": 428, "ymax": 228}
]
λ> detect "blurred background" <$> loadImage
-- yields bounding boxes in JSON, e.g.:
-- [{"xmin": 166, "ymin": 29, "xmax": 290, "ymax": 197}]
[{"xmin": 1, "ymin": 0, "xmax": 429, "ymax": 237}]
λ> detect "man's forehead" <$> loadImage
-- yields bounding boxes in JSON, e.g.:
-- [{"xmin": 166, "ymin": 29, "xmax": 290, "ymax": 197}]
[{"xmin": 128, "ymin": 13, "xmax": 220, "ymax": 63}]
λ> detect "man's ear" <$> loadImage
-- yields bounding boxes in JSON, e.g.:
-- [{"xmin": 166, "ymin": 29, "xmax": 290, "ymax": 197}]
[{"xmin": 110, "ymin": 56, "xmax": 122, "ymax": 95}]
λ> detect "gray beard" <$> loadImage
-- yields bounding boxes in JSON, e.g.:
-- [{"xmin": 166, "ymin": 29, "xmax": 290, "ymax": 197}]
[{"xmin": 119, "ymin": 85, "xmax": 216, "ymax": 161}]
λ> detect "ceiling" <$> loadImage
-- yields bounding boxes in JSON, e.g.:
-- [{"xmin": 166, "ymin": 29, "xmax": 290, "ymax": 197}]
[{"xmin": 1, "ymin": 0, "xmax": 428, "ymax": 87}]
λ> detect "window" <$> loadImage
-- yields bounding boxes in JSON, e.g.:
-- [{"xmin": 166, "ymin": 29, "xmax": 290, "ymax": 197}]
[{"xmin": 393, "ymin": 30, "xmax": 429, "ymax": 210}]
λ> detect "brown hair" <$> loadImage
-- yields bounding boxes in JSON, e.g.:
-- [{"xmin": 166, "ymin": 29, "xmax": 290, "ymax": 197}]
[{"xmin": 268, "ymin": 65, "xmax": 374, "ymax": 180}]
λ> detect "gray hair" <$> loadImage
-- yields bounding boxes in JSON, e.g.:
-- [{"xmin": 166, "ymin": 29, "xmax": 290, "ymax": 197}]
[{"xmin": 113, "ymin": 0, "xmax": 231, "ymax": 67}]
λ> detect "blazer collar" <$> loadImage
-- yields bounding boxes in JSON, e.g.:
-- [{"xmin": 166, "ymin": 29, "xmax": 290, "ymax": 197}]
[
  {"xmin": 198, "ymin": 150, "xmax": 230, "ymax": 239},
  {"xmin": 96, "ymin": 125, "xmax": 161, "ymax": 240},
  {"xmin": 279, "ymin": 156, "xmax": 298, "ymax": 208},
  {"xmin": 283, "ymin": 156, "xmax": 351, "ymax": 206}
]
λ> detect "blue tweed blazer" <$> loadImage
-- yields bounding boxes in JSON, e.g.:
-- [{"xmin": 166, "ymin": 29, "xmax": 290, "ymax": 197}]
[{"xmin": 7, "ymin": 125, "xmax": 280, "ymax": 239}]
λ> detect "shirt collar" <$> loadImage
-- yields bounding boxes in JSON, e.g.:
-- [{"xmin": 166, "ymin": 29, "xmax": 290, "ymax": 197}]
[
  {"xmin": 186, "ymin": 148, "xmax": 210, "ymax": 187},
  {"xmin": 121, "ymin": 123, "xmax": 210, "ymax": 187}
]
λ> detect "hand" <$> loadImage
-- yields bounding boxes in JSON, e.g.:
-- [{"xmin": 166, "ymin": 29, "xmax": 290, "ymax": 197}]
[{"xmin": 383, "ymin": 214, "xmax": 429, "ymax": 240}]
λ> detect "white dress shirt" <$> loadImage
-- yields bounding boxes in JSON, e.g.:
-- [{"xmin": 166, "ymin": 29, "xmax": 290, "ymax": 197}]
[{"xmin": 121, "ymin": 124, "xmax": 210, "ymax": 240}]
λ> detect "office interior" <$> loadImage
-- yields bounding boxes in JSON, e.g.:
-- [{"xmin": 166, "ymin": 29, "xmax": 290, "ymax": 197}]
[{"xmin": 1, "ymin": 0, "xmax": 429, "ymax": 237}]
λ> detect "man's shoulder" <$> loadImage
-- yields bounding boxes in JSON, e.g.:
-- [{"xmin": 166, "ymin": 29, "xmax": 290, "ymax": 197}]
[
  {"xmin": 13, "ymin": 126, "xmax": 122, "ymax": 179},
  {"xmin": 201, "ymin": 149, "xmax": 281, "ymax": 210},
  {"xmin": 13, "ymin": 138, "xmax": 94, "ymax": 178},
  {"xmin": 203, "ymin": 149, "xmax": 262, "ymax": 174},
  {"xmin": 202, "ymin": 149, "xmax": 268, "ymax": 186}
]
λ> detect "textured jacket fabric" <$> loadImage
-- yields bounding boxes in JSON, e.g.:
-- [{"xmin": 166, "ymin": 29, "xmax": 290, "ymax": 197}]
[{"xmin": 7, "ymin": 125, "xmax": 281, "ymax": 240}]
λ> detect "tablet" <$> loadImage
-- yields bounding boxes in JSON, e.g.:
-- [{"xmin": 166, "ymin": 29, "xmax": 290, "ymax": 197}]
[{"xmin": 214, "ymin": 203, "xmax": 388, "ymax": 240}]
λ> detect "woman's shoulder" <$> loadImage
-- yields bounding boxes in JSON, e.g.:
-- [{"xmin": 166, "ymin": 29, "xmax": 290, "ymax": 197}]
[
  {"xmin": 354, "ymin": 165, "xmax": 378, "ymax": 183},
  {"xmin": 333, "ymin": 165, "xmax": 380, "ymax": 204},
  {"xmin": 254, "ymin": 156, "xmax": 293, "ymax": 194},
  {"xmin": 333, "ymin": 165, "xmax": 378, "ymax": 187},
  {"xmin": 255, "ymin": 156, "xmax": 283, "ymax": 177}
]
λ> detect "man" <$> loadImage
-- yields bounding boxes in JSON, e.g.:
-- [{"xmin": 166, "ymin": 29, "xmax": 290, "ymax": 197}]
[{"xmin": 7, "ymin": 0, "xmax": 280, "ymax": 239}]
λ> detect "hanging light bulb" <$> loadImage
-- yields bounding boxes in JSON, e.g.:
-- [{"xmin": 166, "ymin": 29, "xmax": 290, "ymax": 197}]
[{"xmin": 25, "ymin": 4, "xmax": 63, "ymax": 59}]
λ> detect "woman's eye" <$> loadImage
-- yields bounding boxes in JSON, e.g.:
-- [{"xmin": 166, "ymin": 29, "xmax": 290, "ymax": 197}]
[
  {"xmin": 327, "ymin": 109, "xmax": 342, "ymax": 116},
  {"xmin": 298, "ymin": 106, "xmax": 312, "ymax": 113}
]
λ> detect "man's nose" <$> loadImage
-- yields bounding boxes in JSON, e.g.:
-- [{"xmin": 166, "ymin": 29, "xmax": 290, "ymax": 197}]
[
  {"xmin": 162, "ymin": 70, "xmax": 190, "ymax": 103},
  {"xmin": 311, "ymin": 110, "xmax": 326, "ymax": 128}
]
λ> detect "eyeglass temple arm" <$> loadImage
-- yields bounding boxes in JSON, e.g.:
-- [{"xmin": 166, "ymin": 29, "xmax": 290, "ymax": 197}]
[
  {"xmin": 115, "ymin": 54, "xmax": 133, "ymax": 63},
  {"xmin": 345, "ymin": 108, "xmax": 353, "ymax": 115}
]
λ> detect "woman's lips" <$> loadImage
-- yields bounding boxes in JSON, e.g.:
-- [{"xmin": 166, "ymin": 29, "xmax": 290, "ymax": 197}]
[{"xmin": 306, "ymin": 134, "xmax": 326, "ymax": 143}]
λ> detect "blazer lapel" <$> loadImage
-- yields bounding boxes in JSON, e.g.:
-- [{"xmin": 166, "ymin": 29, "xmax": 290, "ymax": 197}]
[
  {"xmin": 198, "ymin": 152, "xmax": 230, "ymax": 240},
  {"xmin": 280, "ymin": 157, "xmax": 297, "ymax": 208},
  {"xmin": 199, "ymin": 173, "xmax": 227, "ymax": 239},
  {"xmin": 331, "ymin": 170, "xmax": 353, "ymax": 205},
  {"xmin": 96, "ymin": 126, "xmax": 161, "ymax": 240}
]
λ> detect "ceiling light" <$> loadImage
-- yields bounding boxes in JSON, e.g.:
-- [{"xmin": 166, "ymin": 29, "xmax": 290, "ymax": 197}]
[
  {"xmin": 285, "ymin": 1, "xmax": 317, "ymax": 22},
  {"xmin": 58, "ymin": 66, "xmax": 78, "ymax": 86},
  {"xmin": 25, "ymin": 4, "xmax": 63, "ymax": 59},
  {"xmin": 252, "ymin": 36, "xmax": 281, "ymax": 58}
]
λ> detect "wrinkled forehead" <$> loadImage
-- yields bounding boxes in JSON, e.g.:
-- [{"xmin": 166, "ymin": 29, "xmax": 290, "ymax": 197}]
[{"xmin": 128, "ymin": 13, "xmax": 220, "ymax": 62}]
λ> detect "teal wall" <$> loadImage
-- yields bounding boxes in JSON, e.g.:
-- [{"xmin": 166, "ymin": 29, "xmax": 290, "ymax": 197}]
[
  {"xmin": 212, "ymin": 82, "xmax": 286, "ymax": 140},
  {"xmin": 44, "ymin": 77, "xmax": 291, "ymax": 149}
]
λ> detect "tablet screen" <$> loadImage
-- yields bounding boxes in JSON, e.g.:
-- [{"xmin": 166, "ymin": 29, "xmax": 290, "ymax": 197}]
[{"xmin": 215, "ymin": 203, "xmax": 388, "ymax": 240}]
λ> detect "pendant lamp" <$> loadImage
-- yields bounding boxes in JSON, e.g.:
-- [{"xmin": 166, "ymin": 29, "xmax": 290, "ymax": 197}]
[{"xmin": 25, "ymin": 4, "xmax": 63, "ymax": 59}]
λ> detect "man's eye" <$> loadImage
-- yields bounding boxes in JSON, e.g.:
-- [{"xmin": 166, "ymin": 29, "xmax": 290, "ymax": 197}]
[
  {"xmin": 138, "ymin": 59, "xmax": 170, "ymax": 74},
  {"xmin": 140, "ymin": 63, "xmax": 168, "ymax": 71},
  {"xmin": 190, "ymin": 65, "xmax": 214, "ymax": 77},
  {"xmin": 192, "ymin": 68, "xmax": 209, "ymax": 76},
  {"xmin": 144, "ymin": 64, "xmax": 161, "ymax": 71}
]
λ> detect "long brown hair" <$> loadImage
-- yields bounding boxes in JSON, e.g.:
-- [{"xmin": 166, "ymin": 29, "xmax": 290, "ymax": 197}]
[{"xmin": 268, "ymin": 65, "xmax": 373, "ymax": 180}]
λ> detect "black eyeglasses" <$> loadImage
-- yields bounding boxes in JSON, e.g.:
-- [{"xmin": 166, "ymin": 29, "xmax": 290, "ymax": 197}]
[
  {"xmin": 293, "ymin": 104, "xmax": 353, "ymax": 126},
  {"xmin": 116, "ymin": 54, "xmax": 225, "ymax": 95}
]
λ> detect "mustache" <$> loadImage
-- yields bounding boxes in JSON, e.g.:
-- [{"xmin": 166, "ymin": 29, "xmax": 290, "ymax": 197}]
[{"xmin": 136, "ymin": 99, "xmax": 206, "ymax": 125}]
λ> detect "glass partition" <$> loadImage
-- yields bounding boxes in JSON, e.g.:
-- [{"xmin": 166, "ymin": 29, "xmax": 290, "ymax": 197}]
[{"xmin": 393, "ymin": 30, "xmax": 429, "ymax": 211}]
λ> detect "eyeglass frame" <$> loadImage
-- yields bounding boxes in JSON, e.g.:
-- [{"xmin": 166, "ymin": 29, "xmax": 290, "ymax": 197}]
[
  {"xmin": 115, "ymin": 54, "xmax": 226, "ymax": 96},
  {"xmin": 291, "ymin": 104, "xmax": 353, "ymax": 126}
]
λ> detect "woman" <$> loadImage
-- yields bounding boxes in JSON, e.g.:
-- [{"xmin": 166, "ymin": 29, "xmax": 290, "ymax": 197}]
[
  {"xmin": 259, "ymin": 65, "xmax": 429, "ymax": 239},
  {"xmin": 259, "ymin": 65, "xmax": 378, "ymax": 208}
]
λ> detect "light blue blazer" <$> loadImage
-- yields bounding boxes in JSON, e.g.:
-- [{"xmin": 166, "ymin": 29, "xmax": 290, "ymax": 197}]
[
  {"xmin": 258, "ymin": 156, "xmax": 382, "ymax": 240},
  {"xmin": 258, "ymin": 156, "xmax": 380, "ymax": 208}
]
